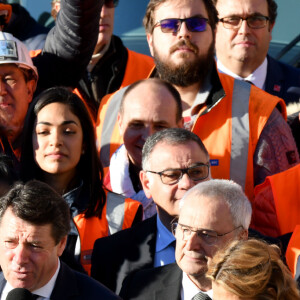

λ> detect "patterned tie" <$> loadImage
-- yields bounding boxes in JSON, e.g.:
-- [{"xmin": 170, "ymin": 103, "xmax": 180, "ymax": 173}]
[{"xmin": 191, "ymin": 291, "xmax": 211, "ymax": 300}]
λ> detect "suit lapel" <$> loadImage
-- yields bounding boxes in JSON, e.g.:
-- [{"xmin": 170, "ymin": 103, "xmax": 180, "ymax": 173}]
[
  {"xmin": 154, "ymin": 264, "xmax": 182, "ymax": 300},
  {"xmin": 265, "ymin": 55, "xmax": 284, "ymax": 98},
  {"xmin": 0, "ymin": 273, "xmax": 6, "ymax": 296},
  {"xmin": 116, "ymin": 215, "xmax": 157, "ymax": 293},
  {"xmin": 50, "ymin": 261, "xmax": 79, "ymax": 299}
]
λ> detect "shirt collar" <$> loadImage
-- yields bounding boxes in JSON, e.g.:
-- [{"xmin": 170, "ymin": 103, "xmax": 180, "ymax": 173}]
[
  {"xmin": 181, "ymin": 272, "xmax": 213, "ymax": 300},
  {"xmin": 2, "ymin": 260, "xmax": 60, "ymax": 300},
  {"xmin": 217, "ymin": 57, "xmax": 268, "ymax": 90},
  {"xmin": 155, "ymin": 215, "xmax": 175, "ymax": 252}
]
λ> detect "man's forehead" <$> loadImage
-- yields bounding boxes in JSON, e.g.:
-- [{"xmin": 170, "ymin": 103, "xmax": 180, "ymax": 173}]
[
  {"xmin": 0, "ymin": 63, "xmax": 21, "ymax": 73},
  {"xmin": 153, "ymin": 0, "xmax": 209, "ymax": 20}
]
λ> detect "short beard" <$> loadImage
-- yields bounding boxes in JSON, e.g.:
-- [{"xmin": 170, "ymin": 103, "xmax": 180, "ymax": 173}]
[{"xmin": 153, "ymin": 39, "xmax": 215, "ymax": 87}]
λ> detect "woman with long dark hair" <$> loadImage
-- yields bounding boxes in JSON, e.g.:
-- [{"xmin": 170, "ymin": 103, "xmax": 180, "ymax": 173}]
[{"xmin": 20, "ymin": 87, "xmax": 142, "ymax": 274}]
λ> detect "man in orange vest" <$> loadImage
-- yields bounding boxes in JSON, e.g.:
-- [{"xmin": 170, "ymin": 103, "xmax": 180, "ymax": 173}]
[
  {"xmin": 52, "ymin": 0, "xmax": 155, "ymax": 119},
  {"xmin": 105, "ymin": 78, "xmax": 184, "ymax": 219},
  {"xmin": 0, "ymin": 0, "xmax": 103, "ymax": 158},
  {"xmin": 96, "ymin": 0, "xmax": 299, "ymax": 203}
]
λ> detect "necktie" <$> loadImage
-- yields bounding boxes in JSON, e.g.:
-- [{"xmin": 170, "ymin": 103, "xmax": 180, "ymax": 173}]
[
  {"xmin": 32, "ymin": 294, "xmax": 40, "ymax": 300},
  {"xmin": 192, "ymin": 291, "xmax": 211, "ymax": 300}
]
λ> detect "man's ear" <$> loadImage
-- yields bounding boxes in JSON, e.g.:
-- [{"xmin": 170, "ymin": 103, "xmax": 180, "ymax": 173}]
[
  {"xmin": 117, "ymin": 112, "xmax": 124, "ymax": 136},
  {"xmin": 239, "ymin": 229, "xmax": 248, "ymax": 240},
  {"xmin": 57, "ymin": 236, "xmax": 68, "ymax": 257},
  {"xmin": 147, "ymin": 33, "xmax": 154, "ymax": 57},
  {"xmin": 140, "ymin": 170, "xmax": 152, "ymax": 199},
  {"xmin": 177, "ymin": 117, "xmax": 184, "ymax": 128},
  {"xmin": 26, "ymin": 79, "xmax": 36, "ymax": 104}
]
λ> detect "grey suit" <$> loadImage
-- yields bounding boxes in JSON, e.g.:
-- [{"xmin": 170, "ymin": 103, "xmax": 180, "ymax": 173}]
[{"xmin": 120, "ymin": 263, "xmax": 182, "ymax": 300}]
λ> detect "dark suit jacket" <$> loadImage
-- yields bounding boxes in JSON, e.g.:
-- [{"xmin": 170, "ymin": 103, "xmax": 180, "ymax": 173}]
[
  {"xmin": 265, "ymin": 55, "xmax": 300, "ymax": 105},
  {"xmin": 120, "ymin": 263, "xmax": 182, "ymax": 300},
  {"xmin": 0, "ymin": 261, "xmax": 120, "ymax": 299},
  {"xmin": 91, "ymin": 215, "xmax": 157, "ymax": 294}
]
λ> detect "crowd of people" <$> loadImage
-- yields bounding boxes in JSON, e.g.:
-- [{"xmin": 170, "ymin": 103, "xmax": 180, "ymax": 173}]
[{"xmin": 0, "ymin": 0, "xmax": 299, "ymax": 299}]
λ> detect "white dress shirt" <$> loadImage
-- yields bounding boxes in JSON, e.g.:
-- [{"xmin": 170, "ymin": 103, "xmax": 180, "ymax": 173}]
[
  {"xmin": 217, "ymin": 57, "xmax": 268, "ymax": 90},
  {"xmin": 1, "ymin": 260, "xmax": 61, "ymax": 300},
  {"xmin": 181, "ymin": 272, "xmax": 213, "ymax": 300}
]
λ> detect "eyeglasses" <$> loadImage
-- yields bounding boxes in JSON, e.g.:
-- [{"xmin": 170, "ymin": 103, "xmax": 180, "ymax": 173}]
[
  {"xmin": 219, "ymin": 15, "xmax": 269, "ymax": 29},
  {"xmin": 153, "ymin": 17, "xmax": 209, "ymax": 33},
  {"xmin": 146, "ymin": 163, "xmax": 210, "ymax": 185},
  {"xmin": 172, "ymin": 223, "xmax": 243, "ymax": 245},
  {"xmin": 104, "ymin": 0, "xmax": 118, "ymax": 8}
]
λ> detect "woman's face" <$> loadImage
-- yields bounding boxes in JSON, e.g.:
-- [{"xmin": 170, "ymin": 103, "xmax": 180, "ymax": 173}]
[{"xmin": 32, "ymin": 102, "xmax": 84, "ymax": 177}]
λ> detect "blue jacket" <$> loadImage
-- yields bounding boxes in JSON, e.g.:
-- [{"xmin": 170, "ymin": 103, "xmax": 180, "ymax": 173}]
[{"xmin": 265, "ymin": 55, "xmax": 300, "ymax": 105}]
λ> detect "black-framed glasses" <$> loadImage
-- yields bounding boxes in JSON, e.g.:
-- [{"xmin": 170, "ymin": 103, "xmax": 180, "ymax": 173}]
[
  {"xmin": 146, "ymin": 163, "xmax": 210, "ymax": 185},
  {"xmin": 153, "ymin": 17, "xmax": 209, "ymax": 33},
  {"xmin": 219, "ymin": 15, "xmax": 269, "ymax": 29},
  {"xmin": 172, "ymin": 223, "xmax": 243, "ymax": 245},
  {"xmin": 104, "ymin": 0, "xmax": 118, "ymax": 8}
]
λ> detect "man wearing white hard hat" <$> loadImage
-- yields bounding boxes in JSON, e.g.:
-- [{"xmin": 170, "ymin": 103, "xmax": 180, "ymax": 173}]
[{"xmin": 0, "ymin": 0, "xmax": 104, "ymax": 157}]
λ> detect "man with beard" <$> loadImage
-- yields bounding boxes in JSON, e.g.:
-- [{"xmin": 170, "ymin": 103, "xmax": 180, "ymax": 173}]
[
  {"xmin": 119, "ymin": 179, "xmax": 251, "ymax": 300},
  {"xmin": 96, "ymin": 0, "xmax": 299, "ymax": 203}
]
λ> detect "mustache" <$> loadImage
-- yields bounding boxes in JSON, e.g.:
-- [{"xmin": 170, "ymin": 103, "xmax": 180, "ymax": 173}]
[{"xmin": 169, "ymin": 39, "xmax": 199, "ymax": 54}]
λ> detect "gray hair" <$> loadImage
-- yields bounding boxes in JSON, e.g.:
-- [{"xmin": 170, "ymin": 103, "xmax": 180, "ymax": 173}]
[
  {"xmin": 142, "ymin": 128, "xmax": 209, "ymax": 170},
  {"xmin": 181, "ymin": 179, "xmax": 252, "ymax": 230}
]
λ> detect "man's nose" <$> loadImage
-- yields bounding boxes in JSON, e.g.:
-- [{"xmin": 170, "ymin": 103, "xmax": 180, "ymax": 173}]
[
  {"xmin": 13, "ymin": 244, "xmax": 30, "ymax": 265},
  {"xmin": 0, "ymin": 79, "xmax": 7, "ymax": 95},
  {"xmin": 238, "ymin": 19, "xmax": 251, "ymax": 34},
  {"xmin": 185, "ymin": 231, "xmax": 202, "ymax": 251},
  {"xmin": 178, "ymin": 172, "xmax": 194, "ymax": 190},
  {"xmin": 178, "ymin": 21, "xmax": 191, "ymax": 39}
]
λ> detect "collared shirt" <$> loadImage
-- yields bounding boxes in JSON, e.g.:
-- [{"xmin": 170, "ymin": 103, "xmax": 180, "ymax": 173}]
[
  {"xmin": 217, "ymin": 57, "xmax": 268, "ymax": 90},
  {"xmin": 181, "ymin": 272, "xmax": 213, "ymax": 300},
  {"xmin": 154, "ymin": 216, "xmax": 176, "ymax": 267},
  {"xmin": 1, "ymin": 260, "xmax": 61, "ymax": 300}
]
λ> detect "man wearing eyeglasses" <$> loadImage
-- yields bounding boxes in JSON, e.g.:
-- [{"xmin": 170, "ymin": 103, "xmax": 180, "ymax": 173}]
[
  {"xmin": 214, "ymin": 0, "xmax": 300, "ymax": 105},
  {"xmin": 91, "ymin": 128, "xmax": 211, "ymax": 294},
  {"xmin": 96, "ymin": 0, "xmax": 299, "ymax": 205},
  {"xmin": 119, "ymin": 179, "xmax": 251, "ymax": 300}
]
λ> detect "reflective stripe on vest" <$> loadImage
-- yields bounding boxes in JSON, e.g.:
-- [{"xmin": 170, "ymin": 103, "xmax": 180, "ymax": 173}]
[
  {"xmin": 230, "ymin": 80, "xmax": 251, "ymax": 191},
  {"xmin": 106, "ymin": 191, "xmax": 126, "ymax": 234},
  {"xmin": 100, "ymin": 87, "xmax": 128, "ymax": 167}
]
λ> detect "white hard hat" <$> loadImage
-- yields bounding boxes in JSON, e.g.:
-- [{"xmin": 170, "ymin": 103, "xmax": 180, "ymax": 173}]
[{"xmin": 0, "ymin": 31, "xmax": 38, "ymax": 80}]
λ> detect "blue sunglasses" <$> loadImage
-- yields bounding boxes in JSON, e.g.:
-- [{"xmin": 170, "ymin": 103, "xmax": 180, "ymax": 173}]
[{"xmin": 153, "ymin": 17, "xmax": 209, "ymax": 33}]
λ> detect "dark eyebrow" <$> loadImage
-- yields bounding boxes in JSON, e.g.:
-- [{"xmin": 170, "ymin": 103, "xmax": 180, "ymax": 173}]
[{"xmin": 36, "ymin": 120, "xmax": 80, "ymax": 126}]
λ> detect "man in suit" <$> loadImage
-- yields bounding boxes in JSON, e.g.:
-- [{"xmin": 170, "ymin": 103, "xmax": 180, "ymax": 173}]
[
  {"xmin": 120, "ymin": 179, "xmax": 252, "ymax": 300},
  {"xmin": 214, "ymin": 0, "xmax": 300, "ymax": 105},
  {"xmin": 91, "ymin": 128, "xmax": 211, "ymax": 293},
  {"xmin": 0, "ymin": 180, "xmax": 119, "ymax": 299}
]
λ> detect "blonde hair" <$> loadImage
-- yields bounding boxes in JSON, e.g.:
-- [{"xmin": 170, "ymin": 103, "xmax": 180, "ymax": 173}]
[{"xmin": 207, "ymin": 239, "xmax": 300, "ymax": 299}]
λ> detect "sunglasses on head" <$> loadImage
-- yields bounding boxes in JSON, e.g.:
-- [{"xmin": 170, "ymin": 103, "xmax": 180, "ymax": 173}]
[
  {"xmin": 153, "ymin": 16, "xmax": 209, "ymax": 33},
  {"xmin": 104, "ymin": 0, "xmax": 118, "ymax": 8}
]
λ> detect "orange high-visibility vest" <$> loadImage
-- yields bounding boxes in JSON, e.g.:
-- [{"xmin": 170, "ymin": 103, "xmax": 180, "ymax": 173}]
[
  {"xmin": 73, "ymin": 192, "xmax": 142, "ymax": 275},
  {"xmin": 96, "ymin": 50, "xmax": 155, "ymax": 173},
  {"xmin": 192, "ymin": 73, "xmax": 286, "ymax": 202},
  {"xmin": 286, "ymin": 225, "xmax": 300, "ymax": 278},
  {"xmin": 254, "ymin": 164, "xmax": 300, "ymax": 236}
]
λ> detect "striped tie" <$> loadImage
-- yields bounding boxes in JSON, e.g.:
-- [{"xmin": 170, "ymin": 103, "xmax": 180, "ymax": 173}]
[{"xmin": 191, "ymin": 291, "xmax": 211, "ymax": 300}]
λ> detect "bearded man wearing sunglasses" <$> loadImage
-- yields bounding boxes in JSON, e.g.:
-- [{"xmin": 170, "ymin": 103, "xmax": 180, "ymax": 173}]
[
  {"xmin": 97, "ymin": 0, "xmax": 298, "ymax": 205},
  {"xmin": 214, "ymin": 0, "xmax": 300, "ymax": 105}
]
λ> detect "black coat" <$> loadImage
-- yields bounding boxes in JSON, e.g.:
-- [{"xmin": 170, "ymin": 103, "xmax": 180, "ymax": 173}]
[{"xmin": 91, "ymin": 215, "xmax": 157, "ymax": 294}]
